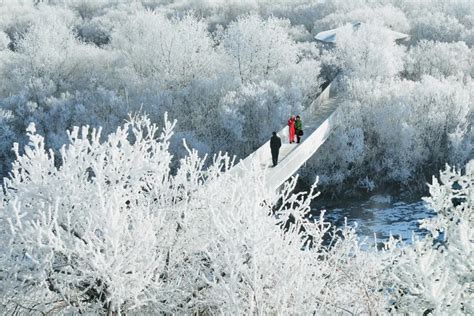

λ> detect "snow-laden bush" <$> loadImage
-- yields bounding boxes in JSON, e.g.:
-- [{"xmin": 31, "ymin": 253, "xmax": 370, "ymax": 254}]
[
  {"xmin": 304, "ymin": 76, "xmax": 472, "ymax": 193},
  {"xmin": 219, "ymin": 80, "xmax": 303, "ymax": 155},
  {"xmin": 0, "ymin": 32, "xmax": 10, "ymax": 51},
  {"xmin": 386, "ymin": 161, "xmax": 474, "ymax": 314},
  {"xmin": 313, "ymin": 4, "xmax": 410, "ymax": 35},
  {"xmin": 322, "ymin": 23, "xmax": 405, "ymax": 80},
  {"xmin": 76, "ymin": 17, "xmax": 111, "ymax": 46},
  {"xmin": 405, "ymin": 40, "xmax": 473, "ymax": 80},
  {"xmin": 6, "ymin": 15, "xmax": 117, "ymax": 101},
  {"xmin": 111, "ymin": 11, "xmax": 223, "ymax": 90},
  {"xmin": 0, "ymin": 115, "xmax": 181, "ymax": 313},
  {"xmin": 220, "ymin": 14, "xmax": 299, "ymax": 84},
  {"xmin": 14, "ymin": 16, "xmax": 78, "ymax": 97},
  {"xmin": 0, "ymin": 2, "xmax": 77, "ymax": 52},
  {"xmin": 1, "ymin": 114, "xmax": 393, "ymax": 314},
  {"xmin": 408, "ymin": 10, "xmax": 466, "ymax": 44}
]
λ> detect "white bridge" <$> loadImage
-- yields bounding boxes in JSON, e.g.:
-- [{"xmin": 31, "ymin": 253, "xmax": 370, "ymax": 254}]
[
  {"xmin": 230, "ymin": 77, "xmax": 340, "ymax": 191},
  {"xmin": 230, "ymin": 24, "xmax": 409, "ymax": 191}
]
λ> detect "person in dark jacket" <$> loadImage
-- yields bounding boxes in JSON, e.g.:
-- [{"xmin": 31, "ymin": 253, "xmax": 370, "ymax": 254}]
[
  {"xmin": 270, "ymin": 131, "xmax": 282, "ymax": 167},
  {"xmin": 295, "ymin": 115, "xmax": 303, "ymax": 143}
]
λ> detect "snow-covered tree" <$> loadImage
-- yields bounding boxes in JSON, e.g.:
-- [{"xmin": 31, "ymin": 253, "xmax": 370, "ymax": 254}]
[
  {"xmin": 304, "ymin": 76, "xmax": 472, "ymax": 193},
  {"xmin": 408, "ymin": 10, "xmax": 466, "ymax": 44},
  {"xmin": 323, "ymin": 23, "xmax": 405, "ymax": 80},
  {"xmin": 386, "ymin": 161, "xmax": 473, "ymax": 314},
  {"xmin": 405, "ymin": 40, "xmax": 473, "ymax": 80},
  {"xmin": 0, "ymin": 2, "xmax": 77, "ymax": 51},
  {"xmin": 313, "ymin": 4, "xmax": 410, "ymax": 36},
  {"xmin": 0, "ymin": 114, "xmax": 391, "ymax": 314},
  {"xmin": 0, "ymin": 115, "xmax": 182, "ymax": 313},
  {"xmin": 14, "ymin": 16, "xmax": 79, "ymax": 99},
  {"xmin": 111, "ymin": 11, "xmax": 223, "ymax": 90},
  {"xmin": 219, "ymin": 80, "xmax": 303, "ymax": 153},
  {"xmin": 220, "ymin": 14, "xmax": 299, "ymax": 84},
  {"xmin": 0, "ymin": 31, "xmax": 10, "ymax": 51}
]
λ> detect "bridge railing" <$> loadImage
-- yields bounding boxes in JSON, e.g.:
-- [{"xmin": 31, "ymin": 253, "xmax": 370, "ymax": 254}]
[
  {"xmin": 229, "ymin": 76, "xmax": 341, "ymax": 190},
  {"xmin": 265, "ymin": 78, "xmax": 341, "ymax": 189}
]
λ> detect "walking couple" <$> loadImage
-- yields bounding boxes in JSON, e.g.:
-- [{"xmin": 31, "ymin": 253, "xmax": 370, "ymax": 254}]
[{"xmin": 288, "ymin": 115, "xmax": 303, "ymax": 144}]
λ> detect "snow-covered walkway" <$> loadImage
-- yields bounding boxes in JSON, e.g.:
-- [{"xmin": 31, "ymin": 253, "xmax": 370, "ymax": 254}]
[{"xmin": 230, "ymin": 78, "xmax": 340, "ymax": 191}]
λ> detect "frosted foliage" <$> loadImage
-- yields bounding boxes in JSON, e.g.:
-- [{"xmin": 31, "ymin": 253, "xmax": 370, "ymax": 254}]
[
  {"xmin": 314, "ymin": 5, "xmax": 410, "ymax": 34},
  {"xmin": 306, "ymin": 77, "xmax": 472, "ymax": 190},
  {"xmin": 1, "ymin": 115, "xmax": 180, "ymax": 313},
  {"xmin": 0, "ymin": 0, "xmax": 470, "ymax": 192},
  {"xmin": 15, "ymin": 18, "xmax": 77, "ymax": 94},
  {"xmin": 409, "ymin": 10, "xmax": 466, "ymax": 43},
  {"xmin": 221, "ymin": 15, "xmax": 299, "ymax": 83},
  {"xmin": 220, "ymin": 80, "xmax": 303, "ymax": 153},
  {"xmin": 0, "ymin": 116, "xmax": 395, "ymax": 314},
  {"xmin": 0, "ymin": 32, "xmax": 9, "ymax": 50},
  {"xmin": 0, "ymin": 3, "xmax": 77, "ymax": 42},
  {"xmin": 387, "ymin": 161, "xmax": 474, "ymax": 314},
  {"xmin": 0, "ymin": 17, "xmax": 124, "ymax": 170},
  {"xmin": 0, "ymin": 110, "xmax": 472, "ymax": 313},
  {"xmin": 405, "ymin": 40, "xmax": 473, "ymax": 80},
  {"xmin": 9, "ymin": 16, "xmax": 115, "ymax": 100},
  {"xmin": 326, "ymin": 23, "xmax": 405, "ymax": 79},
  {"xmin": 111, "ymin": 11, "xmax": 221, "ymax": 89},
  {"xmin": 1, "ymin": 121, "xmax": 470, "ymax": 314}
]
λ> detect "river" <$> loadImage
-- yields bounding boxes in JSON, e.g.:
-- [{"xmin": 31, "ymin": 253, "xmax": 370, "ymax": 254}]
[{"xmin": 311, "ymin": 194, "xmax": 436, "ymax": 247}]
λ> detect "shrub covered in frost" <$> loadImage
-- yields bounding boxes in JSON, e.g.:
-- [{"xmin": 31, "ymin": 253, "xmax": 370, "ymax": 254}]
[
  {"xmin": 0, "ymin": 116, "xmax": 390, "ymax": 314},
  {"xmin": 385, "ymin": 161, "xmax": 473, "ymax": 314},
  {"xmin": 0, "ymin": 116, "xmax": 472, "ymax": 314}
]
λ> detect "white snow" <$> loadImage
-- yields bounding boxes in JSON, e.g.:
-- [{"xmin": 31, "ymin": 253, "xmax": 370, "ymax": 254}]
[{"xmin": 315, "ymin": 22, "xmax": 409, "ymax": 43}]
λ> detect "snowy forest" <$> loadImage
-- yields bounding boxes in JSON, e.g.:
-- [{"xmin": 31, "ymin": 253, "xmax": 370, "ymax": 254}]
[{"xmin": 0, "ymin": 0, "xmax": 472, "ymax": 314}]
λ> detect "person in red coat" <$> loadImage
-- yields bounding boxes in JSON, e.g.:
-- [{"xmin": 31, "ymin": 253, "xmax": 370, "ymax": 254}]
[{"xmin": 288, "ymin": 115, "xmax": 295, "ymax": 143}]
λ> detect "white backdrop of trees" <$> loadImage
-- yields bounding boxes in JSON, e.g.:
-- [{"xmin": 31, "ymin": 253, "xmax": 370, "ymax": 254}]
[
  {"xmin": 1, "ymin": 0, "xmax": 472, "ymax": 193},
  {"xmin": 0, "ymin": 1, "xmax": 472, "ymax": 312}
]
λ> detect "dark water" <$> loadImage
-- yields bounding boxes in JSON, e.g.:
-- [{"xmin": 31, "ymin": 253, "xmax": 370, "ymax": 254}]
[{"xmin": 311, "ymin": 195, "xmax": 436, "ymax": 245}]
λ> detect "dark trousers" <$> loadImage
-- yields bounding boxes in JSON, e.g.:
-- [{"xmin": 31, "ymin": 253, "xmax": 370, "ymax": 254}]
[
  {"xmin": 296, "ymin": 130, "xmax": 301, "ymax": 143},
  {"xmin": 271, "ymin": 149, "xmax": 279, "ymax": 166}
]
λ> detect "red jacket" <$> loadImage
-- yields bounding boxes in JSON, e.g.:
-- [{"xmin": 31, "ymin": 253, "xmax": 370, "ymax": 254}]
[{"xmin": 288, "ymin": 118, "xmax": 295, "ymax": 129}]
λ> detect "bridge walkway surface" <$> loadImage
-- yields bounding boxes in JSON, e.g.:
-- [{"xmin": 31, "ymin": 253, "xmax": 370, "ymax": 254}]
[{"xmin": 229, "ymin": 78, "xmax": 341, "ymax": 191}]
